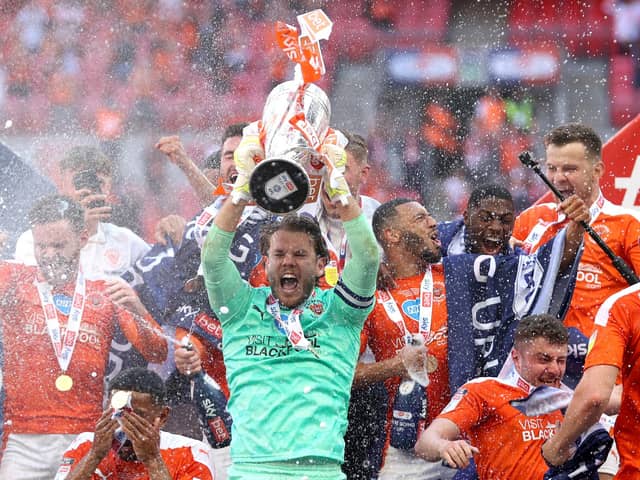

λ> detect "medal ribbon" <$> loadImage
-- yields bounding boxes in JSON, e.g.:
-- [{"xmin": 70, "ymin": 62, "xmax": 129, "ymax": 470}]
[
  {"xmin": 266, "ymin": 292, "xmax": 317, "ymax": 356},
  {"xmin": 522, "ymin": 191, "xmax": 604, "ymax": 253},
  {"xmin": 337, "ymin": 233, "xmax": 348, "ymax": 272},
  {"xmin": 498, "ymin": 357, "xmax": 535, "ymax": 395},
  {"xmin": 322, "ymin": 195, "xmax": 362, "ymax": 273},
  {"xmin": 36, "ymin": 271, "xmax": 86, "ymax": 374},
  {"xmin": 275, "ymin": 10, "xmax": 332, "ymax": 83},
  {"xmin": 325, "ymin": 229, "xmax": 348, "ymax": 273},
  {"xmin": 378, "ymin": 266, "xmax": 434, "ymax": 347}
]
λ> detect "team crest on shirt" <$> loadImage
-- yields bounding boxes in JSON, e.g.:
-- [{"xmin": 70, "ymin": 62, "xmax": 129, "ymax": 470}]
[
  {"xmin": 104, "ymin": 248, "xmax": 122, "ymax": 268},
  {"xmin": 308, "ymin": 302, "xmax": 324, "ymax": 315},
  {"xmin": 588, "ymin": 224, "xmax": 610, "ymax": 243}
]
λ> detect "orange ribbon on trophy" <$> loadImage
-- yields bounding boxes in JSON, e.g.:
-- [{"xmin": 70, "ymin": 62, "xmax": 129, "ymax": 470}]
[{"xmin": 275, "ymin": 9, "xmax": 333, "ymax": 84}]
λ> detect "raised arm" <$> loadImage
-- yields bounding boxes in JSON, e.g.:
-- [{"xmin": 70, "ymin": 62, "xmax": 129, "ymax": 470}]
[
  {"xmin": 107, "ymin": 279, "xmax": 168, "ymax": 363},
  {"xmin": 335, "ymin": 196, "xmax": 380, "ymax": 297},
  {"xmin": 156, "ymin": 136, "xmax": 216, "ymax": 207}
]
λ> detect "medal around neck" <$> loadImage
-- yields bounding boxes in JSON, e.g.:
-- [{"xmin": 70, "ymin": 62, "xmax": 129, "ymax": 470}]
[
  {"xmin": 111, "ymin": 390, "xmax": 133, "ymax": 410},
  {"xmin": 324, "ymin": 261, "xmax": 338, "ymax": 286},
  {"xmin": 55, "ymin": 374, "xmax": 73, "ymax": 392}
]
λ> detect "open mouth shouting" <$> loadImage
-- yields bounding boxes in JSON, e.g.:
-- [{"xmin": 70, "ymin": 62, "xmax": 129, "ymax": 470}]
[
  {"xmin": 538, "ymin": 375, "xmax": 562, "ymax": 388},
  {"xmin": 280, "ymin": 273, "xmax": 299, "ymax": 293},
  {"xmin": 430, "ymin": 230, "xmax": 442, "ymax": 249},
  {"xmin": 481, "ymin": 236, "xmax": 504, "ymax": 255}
]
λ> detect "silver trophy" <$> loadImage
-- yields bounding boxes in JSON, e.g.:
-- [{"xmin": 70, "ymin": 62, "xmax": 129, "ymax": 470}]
[{"xmin": 249, "ymin": 80, "xmax": 331, "ymax": 213}]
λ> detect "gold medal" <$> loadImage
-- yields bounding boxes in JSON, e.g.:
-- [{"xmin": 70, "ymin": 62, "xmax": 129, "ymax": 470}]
[
  {"xmin": 426, "ymin": 354, "xmax": 438, "ymax": 374},
  {"xmin": 111, "ymin": 390, "xmax": 132, "ymax": 410},
  {"xmin": 55, "ymin": 374, "xmax": 73, "ymax": 392},
  {"xmin": 324, "ymin": 262, "xmax": 338, "ymax": 287}
]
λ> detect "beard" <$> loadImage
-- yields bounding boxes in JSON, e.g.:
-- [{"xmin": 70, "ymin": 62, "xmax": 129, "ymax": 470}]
[
  {"xmin": 420, "ymin": 247, "xmax": 442, "ymax": 264},
  {"xmin": 114, "ymin": 438, "xmax": 138, "ymax": 462},
  {"xmin": 402, "ymin": 231, "xmax": 442, "ymax": 264}
]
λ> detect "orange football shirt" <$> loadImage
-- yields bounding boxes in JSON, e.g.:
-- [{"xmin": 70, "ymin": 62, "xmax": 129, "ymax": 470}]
[
  {"xmin": 0, "ymin": 262, "xmax": 167, "ymax": 434},
  {"xmin": 440, "ymin": 377, "xmax": 563, "ymax": 480},
  {"xmin": 586, "ymin": 285, "xmax": 640, "ymax": 479},
  {"xmin": 363, "ymin": 266, "xmax": 450, "ymax": 445},
  {"xmin": 56, "ymin": 431, "xmax": 215, "ymax": 479},
  {"xmin": 513, "ymin": 196, "xmax": 640, "ymax": 337}
]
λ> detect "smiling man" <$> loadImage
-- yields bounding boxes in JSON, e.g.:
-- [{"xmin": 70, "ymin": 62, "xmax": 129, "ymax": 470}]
[
  {"xmin": 200, "ymin": 148, "xmax": 380, "ymax": 479},
  {"xmin": 354, "ymin": 196, "xmax": 589, "ymax": 480},
  {"xmin": 414, "ymin": 315, "xmax": 568, "ymax": 480},
  {"xmin": 512, "ymin": 123, "xmax": 640, "ymax": 339},
  {"xmin": 511, "ymin": 124, "xmax": 640, "ymax": 479},
  {"xmin": 438, "ymin": 184, "xmax": 516, "ymax": 257},
  {"xmin": 0, "ymin": 196, "xmax": 167, "ymax": 479}
]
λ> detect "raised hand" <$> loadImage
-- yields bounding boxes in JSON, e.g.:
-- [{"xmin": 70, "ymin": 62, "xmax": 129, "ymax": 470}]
[
  {"xmin": 320, "ymin": 143, "xmax": 351, "ymax": 206},
  {"xmin": 120, "ymin": 410, "xmax": 162, "ymax": 464},
  {"xmin": 89, "ymin": 408, "xmax": 119, "ymax": 461},
  {"xmin": 105, "ymin": 278, "xmax": 147, "ymax": 317},
  {"xmin": 231, "ymin": 135, "xmax": 264, "ymax": 204}
]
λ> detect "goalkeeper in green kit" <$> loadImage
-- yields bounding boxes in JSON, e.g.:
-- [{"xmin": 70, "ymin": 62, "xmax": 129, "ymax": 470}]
[{"xmin": 201, "ymin": 136, "xmax": 380, "ymax": 480}]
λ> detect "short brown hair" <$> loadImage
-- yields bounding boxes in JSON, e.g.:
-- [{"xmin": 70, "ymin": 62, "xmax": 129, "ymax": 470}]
[
  {"xmin": 514, "ymin": 314, "xmax": 568, "ymax": 347},
  {"xmin": 259, "ymin": 214, "xmax": 329, "ymax": 260},
  {"xmin": 222, "ymin": 122, "xmax": 249, "ymax": 145},
  {"xmin": 60, "ymin": 146, "xmax": 112, "ymax": 175},
  {"xmin": 544, "ymin": 123, "xmax": 602, "ymax": 161},
  {"xmin": 344, "ymin": 131, "xmax": 369, "ymax": 166},
  {"xmin": 28, "ymin": 195, "xmax": 85, "ymax": 233}
]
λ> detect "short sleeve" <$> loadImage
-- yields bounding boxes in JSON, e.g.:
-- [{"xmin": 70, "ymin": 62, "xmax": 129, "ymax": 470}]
[
  {"xmin": 438, "ymin": 383, "xmax": 485, "ymax": 435},
  {"xmin": 585, "ymin": 300, "xmax": 631, "ymax": 370}
]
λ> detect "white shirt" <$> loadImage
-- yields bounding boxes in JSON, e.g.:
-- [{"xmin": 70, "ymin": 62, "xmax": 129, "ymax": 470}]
[
  {"xmin": 14, "ymin": 222, "xmax": 150, "ymax": 280},
  {"xmin": 299, "ymin": 195, "xmax": 380, "ymax": 262}
]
